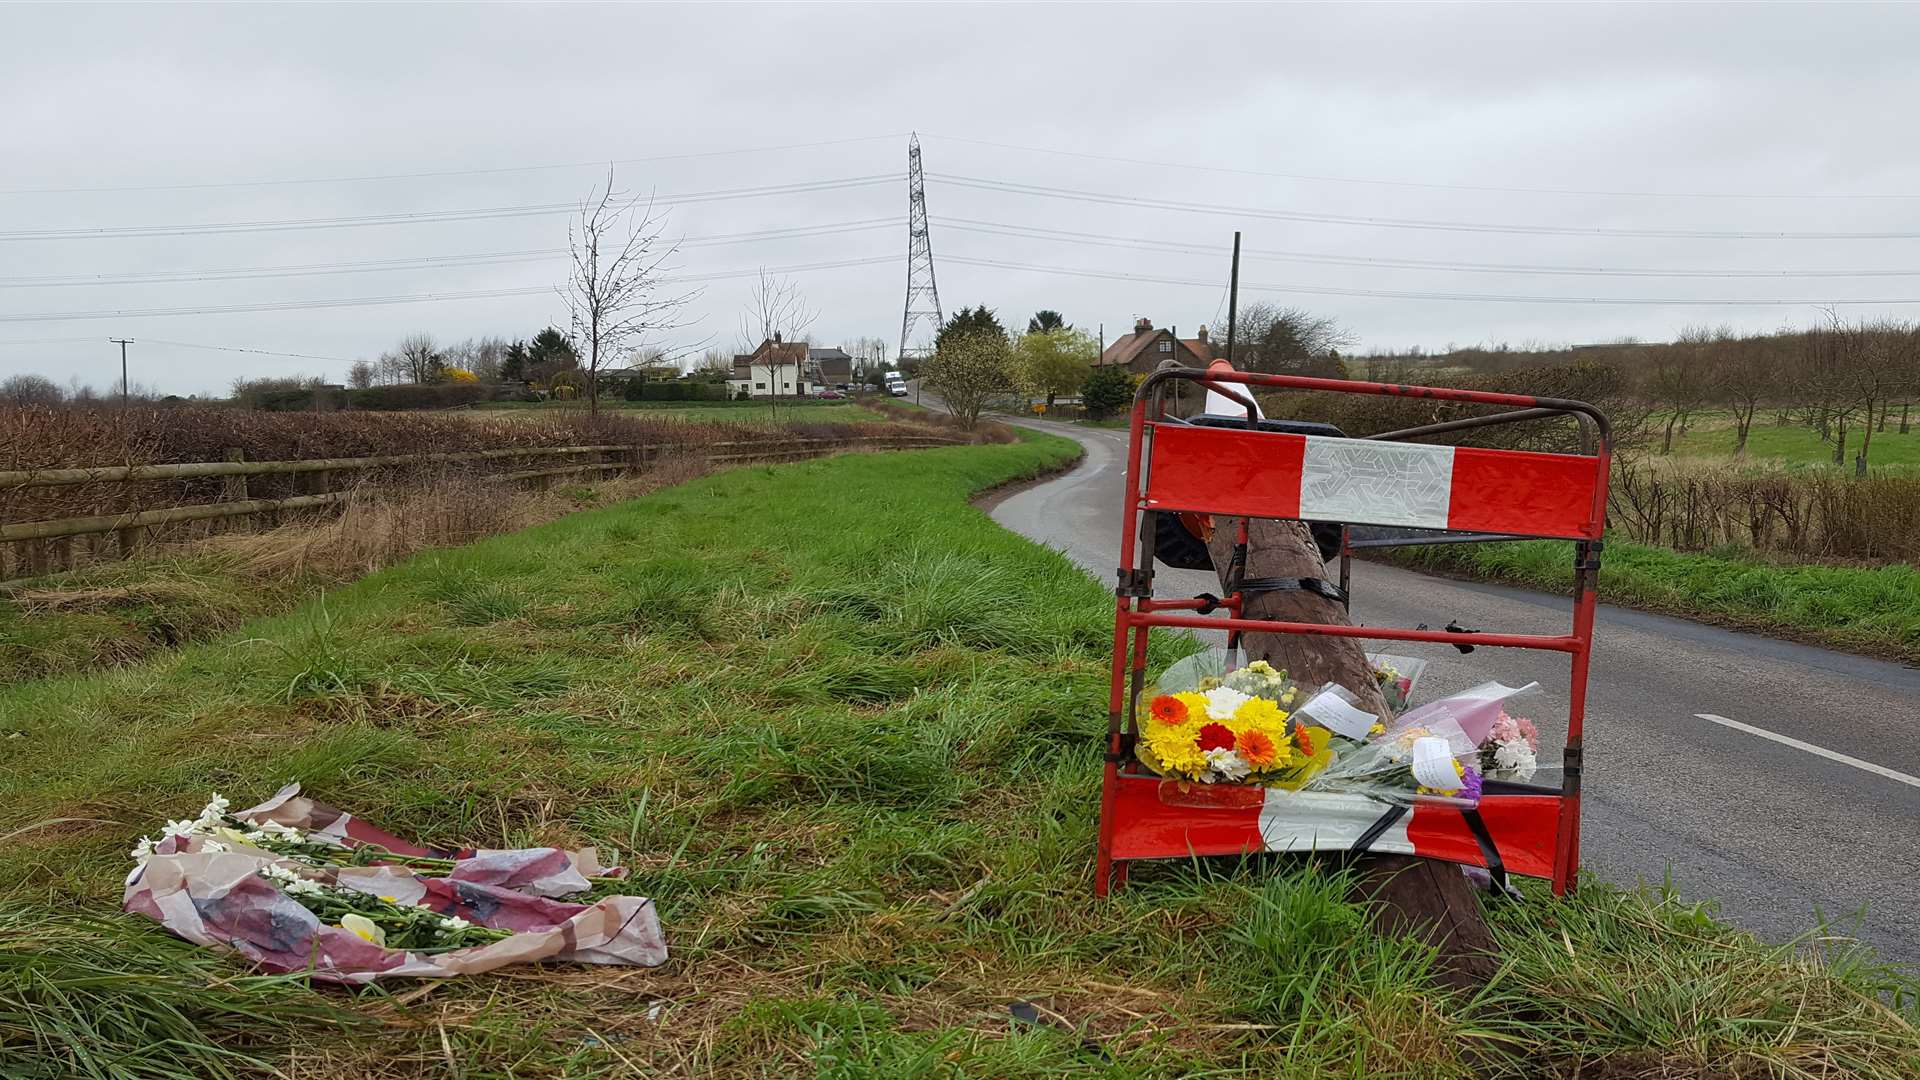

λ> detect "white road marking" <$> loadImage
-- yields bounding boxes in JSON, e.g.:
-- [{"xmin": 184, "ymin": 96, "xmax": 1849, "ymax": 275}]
[{"xmin": 1695, "ymin": 714, "xmax": 1920, "ymax": 790}]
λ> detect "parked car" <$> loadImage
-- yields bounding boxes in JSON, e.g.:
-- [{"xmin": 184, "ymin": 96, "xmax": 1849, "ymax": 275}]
[{"xmin": 816, "ymin": 389, "xmax": 843, "ymax": 399}]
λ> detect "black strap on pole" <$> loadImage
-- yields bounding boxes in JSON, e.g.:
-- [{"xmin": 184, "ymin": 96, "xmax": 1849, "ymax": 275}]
[
  {"xmin": 1238, "ymin": 576, "xmax": 1349, "ymax": 607},
  {"xmin": 1350, "ymin": 804, "xmax": 1408, "ymax": 856},
  {"xmin": 1459, "ymin": 806, "xmax": 1509, "ymax": 893}
]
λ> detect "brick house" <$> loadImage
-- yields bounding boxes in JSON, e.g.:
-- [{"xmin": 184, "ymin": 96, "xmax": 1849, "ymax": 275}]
[{"xmin": 1096, "ymin": 318, "xmax": 1214, "ymax": 376}]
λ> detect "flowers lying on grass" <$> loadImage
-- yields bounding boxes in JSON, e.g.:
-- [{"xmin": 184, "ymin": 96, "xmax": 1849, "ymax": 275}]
[{"xmin": 256, "ymin": 863, "xmax": 507, "ymax": 952}]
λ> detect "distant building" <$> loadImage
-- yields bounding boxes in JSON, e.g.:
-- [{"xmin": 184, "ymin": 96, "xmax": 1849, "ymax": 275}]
[
  {"xmin": 808, "ymin": 346, "xmax": 854, "ymax": 387},
  {"xmin": 727, "ymin": 336, "xmax": 813, "ymax": 397},
  {"xmin": 1096, "ymin": 318, "xmax": 1213, "ymax": 376}
]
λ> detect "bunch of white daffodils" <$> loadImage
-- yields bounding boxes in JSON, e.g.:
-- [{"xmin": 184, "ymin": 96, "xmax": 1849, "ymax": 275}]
[
  {"xmin": 255, "ymin": 864, "xmax": 500, "ymax": 950},
  {"xmin": 129, "ymin": 793, "xmax": 331, "ymax": 865}
]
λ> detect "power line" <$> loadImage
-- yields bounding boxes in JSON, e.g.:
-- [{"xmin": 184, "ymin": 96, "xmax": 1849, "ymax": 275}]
[
  {"xmin": 939, "ymin": 254, "xmax": 1920, "ymax": 306},
  {"xmin": 0, "ymin": 219, "xmax": 897, "ymax": 288},
  {"xmin": 0, "ymin": 176, "xmax": 894, "ymax": 242},
  {"xmin": 931, "ymin": 173, "xmax": 1920, "ymax": 241},
  {"xmin": 141, "ymin": 339, "xmax": 359, "ymax": 364},
  {"xmin": 936, "ymin": 217, "xmax": 1920, "ymax": 278},
  {"xmin": 0, "ymin": 255, "xmax": 896, "ymax": 324},
  {"xmin": 921, "ymin": 132, "xmax": 1920, "ymax": 202},
  {"xmin": 0, "ymin": 134, "xmax": 907, "ymax": 196}
]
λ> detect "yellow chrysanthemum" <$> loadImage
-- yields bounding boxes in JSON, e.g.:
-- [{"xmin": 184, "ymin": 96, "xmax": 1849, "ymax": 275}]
[
  {"xmin": 1233, "ymin": 695, "xmax": 1290, "ymax": 736},
  {"xmin": 1141, "ymin": 716, "xmax": 1209, "ymax": 777}
]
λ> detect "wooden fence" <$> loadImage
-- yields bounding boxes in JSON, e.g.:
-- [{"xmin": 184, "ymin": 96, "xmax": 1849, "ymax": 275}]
[{"xmin": 2, "ymin": 432, "xmax": 956, "ymax": 580}]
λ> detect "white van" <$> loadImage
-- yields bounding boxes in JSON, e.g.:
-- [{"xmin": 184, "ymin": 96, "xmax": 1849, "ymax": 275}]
[{"xmin": 884, "ymin": 372, "xmax": 909, "ymax": 398}]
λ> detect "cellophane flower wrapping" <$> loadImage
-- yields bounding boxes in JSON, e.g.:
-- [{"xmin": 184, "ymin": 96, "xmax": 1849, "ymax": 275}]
[
  {"xmin": 1135, "ymin": 651, "xmax": 1550, "ymax": 806},
  {"xmin": 123, "ymin": 784, "xmax": 667, "ymax": 983},
  {"xmin": 1364, "ymin": 653, "xmax": 1429, "ymax": 714}
]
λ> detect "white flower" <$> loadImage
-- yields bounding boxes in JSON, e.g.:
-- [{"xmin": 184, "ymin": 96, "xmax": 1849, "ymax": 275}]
[
  {"xmin": 245, "ymin": 830, "xmax": 270, "ymax": 842},
  {"xmin": 1204, "ymin": 747, "xmax": 1251, "ymax": 782},
  {"xmin": 260, "ymin": 864, "xmax": 298, "ymax": 882},
  {"xmin": 130, "ymin": 837, "xmax": 155, "ymax": 862},
  {"xmin": 1200, "ymin": 686, "xmax": 1252, "ymax": 721},
  {"xmin": 194, "ymin": 793, "xmax": 231, "ymax": 829},
  {"xmin": 285, "ymin": 877, "xmax": 326, "ymax": 897},
  {"xmin": 439, "ymin": 915, "xmax": 471, "ymax": 934},
  {"xmin": 248, "ymin": 819, "xmax": 299, "ymax": 837},
  {"xmin": 1492, "ymin": 741, "xmax": 1538, "ymax": 782},
  {"xmin": 201, "ymin": 840, "xmax": 228, "ymax": 854},
  {"xmin": 160, "ymin": 818, "xmax": 200, "ymax": 840}
]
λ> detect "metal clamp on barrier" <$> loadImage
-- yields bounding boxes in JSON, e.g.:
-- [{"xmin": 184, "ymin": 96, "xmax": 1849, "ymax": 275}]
[
  {"xmin": 1575, "ymin": 541, "xmax": 1606, "ymax": 573},
  {"xmin": 1115, "ymin": 567, "xmax": 1156, "ymax": 598},
  {"xmin": 1102, "ymin": 731, "xmax": 1138, "ymax": 764}
]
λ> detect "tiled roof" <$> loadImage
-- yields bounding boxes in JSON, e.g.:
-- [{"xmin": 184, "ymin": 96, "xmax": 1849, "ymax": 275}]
[{"xmin": 1097, "ymin": 329, "xmax": 1210, "ymax": 368}]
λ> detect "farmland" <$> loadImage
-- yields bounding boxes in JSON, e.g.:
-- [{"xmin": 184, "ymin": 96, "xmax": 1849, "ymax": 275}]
[
  {"xmin": 4, "ymin": 435, "xmax": 1916, "ymax": 1078},
  {"xmin": 1665, "ymin": 410, "xmax": 1920, "ymax": 468}
]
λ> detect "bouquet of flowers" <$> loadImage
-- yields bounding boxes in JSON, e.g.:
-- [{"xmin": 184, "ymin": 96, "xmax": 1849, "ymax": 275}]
[
  {"xmin": 1135, "ymin": 650, "xmax": 1547, "ymax": 806},
  {"xmin": 123, "ymin": 786, "xmax": 667, "ymax": 981},
  {"xmin": 1136, "ymin": 657, "xmax": 1337, "ymax": 788},
  {"xmin": 1480, "ymin": 709, "xmax": 1541, "ymax": 782},
  {"xmin": 1364, "ymin": 653, "xmax": 1429, "ymax": 714}
]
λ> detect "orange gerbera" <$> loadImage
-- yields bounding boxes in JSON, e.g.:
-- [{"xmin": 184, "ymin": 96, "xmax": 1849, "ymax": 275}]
[
  {"xmin": 1236, "ymin": 728, "xmax": 1281, "ymax": 769},
  {"xmin": 1294, "ymin": 726, "xmax": 1316, "ymax": 755},
  {"xmin": 1148, "ymin": 695, "xmax": 1188, "ymax": 725}
]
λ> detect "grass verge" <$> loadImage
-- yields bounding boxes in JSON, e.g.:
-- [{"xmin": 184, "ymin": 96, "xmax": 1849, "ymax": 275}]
[
  {"xmin": 3, "ymin": 433, "xmax": 1915, "ymax": 1078},
  {"xmin": 1384, "ymin": 536, "xmax": 1920, "ymax": 664}
]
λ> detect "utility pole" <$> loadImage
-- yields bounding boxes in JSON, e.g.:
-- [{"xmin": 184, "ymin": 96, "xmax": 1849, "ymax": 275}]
[
  {"xmin": 110, "ymin": 338, "xmax": 133, "ymax": 404},
  {"xmin": 1224, "ymin": 232, "xmax": 1242, "ymax": 368}
]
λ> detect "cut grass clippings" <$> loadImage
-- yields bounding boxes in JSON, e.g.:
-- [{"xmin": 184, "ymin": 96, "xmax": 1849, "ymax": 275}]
[
  {"xmin": 2, "ymin": 432, "xmax": 1915, "ymax": 1078},
  {"xmin": 1385, "ymin": 535, "xmax": 1920, "ymax": 665}
]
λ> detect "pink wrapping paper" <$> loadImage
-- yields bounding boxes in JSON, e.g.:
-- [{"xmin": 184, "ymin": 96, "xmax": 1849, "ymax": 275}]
[{"xmin": 122, "ymin": 786, "xmax": 666, "ymax": 983}]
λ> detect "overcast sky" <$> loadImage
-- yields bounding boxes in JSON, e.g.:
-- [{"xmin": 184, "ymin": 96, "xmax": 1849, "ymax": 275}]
[{"xmin": 4, "ymin": 2, "xmax": 1919, "ymax": 396}]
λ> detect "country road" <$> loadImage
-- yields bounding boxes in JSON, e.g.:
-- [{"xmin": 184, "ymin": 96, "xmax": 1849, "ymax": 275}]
[{"xmin": 984, "ymin": 413, "xmax": 1920, "ymax": 968}]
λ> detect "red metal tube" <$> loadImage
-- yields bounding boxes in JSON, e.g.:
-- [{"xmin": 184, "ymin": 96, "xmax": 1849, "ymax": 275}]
[{"xmin": 1130, "ymin": 611, "xmax": 1581, "ymax": 653}]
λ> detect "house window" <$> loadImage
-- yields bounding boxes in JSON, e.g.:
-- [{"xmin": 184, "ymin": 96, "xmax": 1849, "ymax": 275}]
[
  {"xmin": 755, "ymin": 383, "xmax": 766, "ymax": 390},
  {"xmin": 1158, "ymin": 340, "xmax": 1173, "ymax": 353}
]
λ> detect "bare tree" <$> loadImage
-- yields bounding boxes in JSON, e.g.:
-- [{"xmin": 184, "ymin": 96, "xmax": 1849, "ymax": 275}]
[
  {"xmin": 392, "ymin": 334, "xmax": 443, "ymax": 384},
  {"xmin": 564, "ymin": 167, "xmax": 697, "ymax": 415},
  {"xmin": 1234, "ymin": 303, "xmax": 1355, "ymax": 375},
  {"xmin": 1644, "ymin": 327, "xmax": 1715, "ymax": 453},
  {"xmin": 1, "ymin": 373, "xmax": 64, "ymax": 406},
  {"xmin": 346, "ymin": 361, "xmax": 375, "ymax": 390},
  {"xmin": 738, "ymin": 269, "xmax": 819, "ymax": 408}
]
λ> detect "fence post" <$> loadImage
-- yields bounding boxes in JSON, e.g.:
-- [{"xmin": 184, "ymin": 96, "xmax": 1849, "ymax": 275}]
[
  {"xmin": 117, "ymin": 525, "xmax": 147, "ymax": 559},
  {"xmin": 47, "ymin": 536, "xmax": 71, "ymax": 574},
  {"xmin": 222, "ymin": 449, "xmax": 249, "ymax": 501},
  {"xmin": 23, "ymin": 539, "xmax": 49, "ymax": 578}
]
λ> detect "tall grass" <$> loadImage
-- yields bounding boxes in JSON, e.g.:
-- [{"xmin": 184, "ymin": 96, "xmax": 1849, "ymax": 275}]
[{"xmin": 2, "ymin": 434, "xmax": 1914, "ymax": 1077}]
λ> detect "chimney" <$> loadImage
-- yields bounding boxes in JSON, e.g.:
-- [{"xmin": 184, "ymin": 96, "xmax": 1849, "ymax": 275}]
[
  {"xmin": 1134, "ymin": 317, "xmax": 1152, "ymax": 335},
  {"xmin": 772, "ymin": 331, "xmax": 783, "ymax": 344},
  {"xmin": 1196, "ymin": 325, "xmax": 1209, "ymax": 344}
]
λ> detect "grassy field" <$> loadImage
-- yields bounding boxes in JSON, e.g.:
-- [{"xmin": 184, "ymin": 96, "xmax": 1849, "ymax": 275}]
[
  {"xmin": 4, "ymin": 435, "xmax": 1916, "ymax": 1078},
  {"xmin": 1665, "ymin": 412, "xmax": 1920, "ymax": 468},
  {"xmin": 1387, "ymin": 535, "xmax": 1920, "ymax": 663}
]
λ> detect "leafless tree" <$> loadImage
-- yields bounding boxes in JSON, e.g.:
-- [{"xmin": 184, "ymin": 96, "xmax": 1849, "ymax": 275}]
[
  {"xmin": 346, "ymin": 361, "xmax": 375, "ymax": 390},
  {"xmin": 393, "ymin": 334, "xmax": 443, "ymax": 384},
  {"xmin": 738, "ymin": 269, "xmax": 819, "ymax": 407},
  {"xmin": 1, "ymin": 373, "xmax": 64, "ymax": 406},
  {"xmin": 564, "ymin": 167, "xmax": 697, "ymax": 415},
  {"xmin": 1233, "ymin": 302, "xmax": 1355, "ymax": 375}
]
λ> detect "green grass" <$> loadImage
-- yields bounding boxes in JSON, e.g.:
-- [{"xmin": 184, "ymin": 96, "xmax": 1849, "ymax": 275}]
[
  {"xmin": 3, "ymin": 436, "xmax": 1915, "ymax": 1077},
  {"xmin": 1388, "ymin": 536, "xmax": 1920, "ymax": 662},
  {"xmin": 1666, "ymin": 412, "xmax": 1920, "ymax": 468}
]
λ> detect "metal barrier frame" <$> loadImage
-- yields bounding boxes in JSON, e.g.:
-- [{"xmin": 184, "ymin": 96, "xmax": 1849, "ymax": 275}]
[{"xmin": 1097, "ymin": 366, "xmax": 1612, "ymax": 897}]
